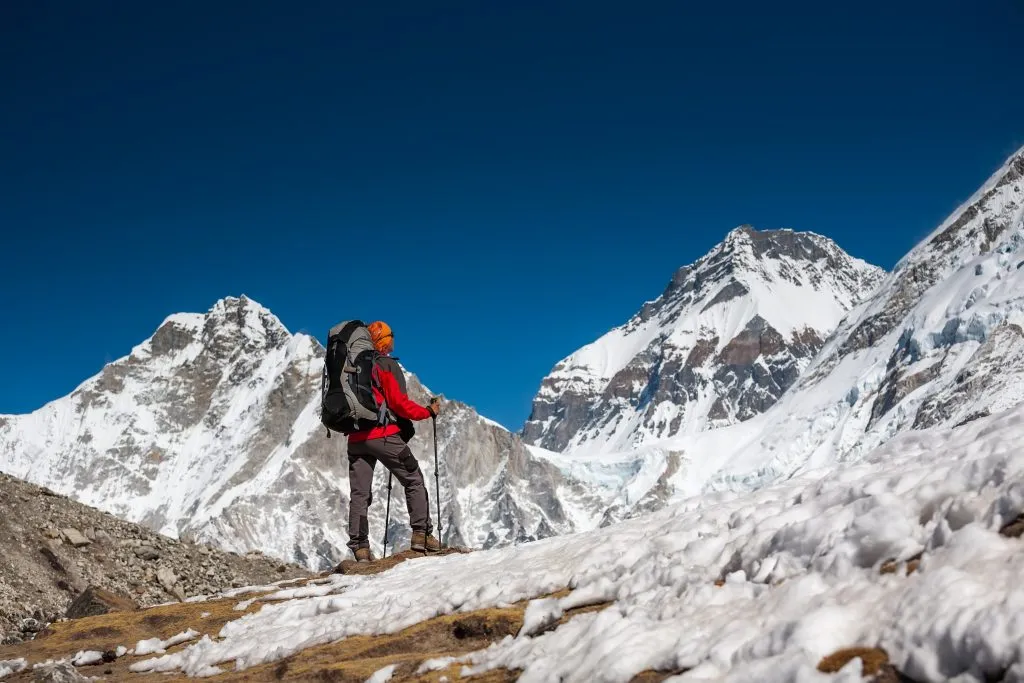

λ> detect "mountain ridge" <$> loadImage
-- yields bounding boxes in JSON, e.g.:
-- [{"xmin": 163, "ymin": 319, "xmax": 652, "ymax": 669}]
[{"xmin": 521, "ymin": 225, "xmax": 886, "ymax": 453}]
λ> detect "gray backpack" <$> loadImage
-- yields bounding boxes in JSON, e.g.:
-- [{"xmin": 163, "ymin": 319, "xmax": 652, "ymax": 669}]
[{"xmin": 320, "ymin": 320, "xmax": 390, "ymax": 437}]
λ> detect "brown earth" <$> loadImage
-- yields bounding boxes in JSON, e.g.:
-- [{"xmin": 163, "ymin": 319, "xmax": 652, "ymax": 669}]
[
  {"xmin": 879, "ymin": 552, "xmax": 923, "ymax": 577},
  {"xmin": 0, "ymin": 554, "xmax": 618, "ymax": 682},
  {"xmin": 818, "ymin": 646, "xmax": 919, "ymax": 682},
  {"xmin": 326, "ymin": 547, "xmax": 472, "ymax": 577},
  {"xmin": 999, "ymin": 513, "xmax": 1024, "ymax": 539}
]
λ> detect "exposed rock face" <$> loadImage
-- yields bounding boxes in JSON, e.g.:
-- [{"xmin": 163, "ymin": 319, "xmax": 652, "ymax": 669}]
[{"xmin": 523, "ymin": 226, "xmax": 885, "ymax": 454}]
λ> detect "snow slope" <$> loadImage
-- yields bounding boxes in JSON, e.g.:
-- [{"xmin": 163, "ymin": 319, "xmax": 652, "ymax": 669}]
[
  {"xmin": 130, "ymin": 400, "xmax": 1024, "ymax": 682},
  {"xmin": 0, "ymin": 296, "xmax": 585, "ymax": 571},
  {"xmin": 523, "ymin": 227, "xmax": 885, "ymax": 454},
  {"xmin": 686, "ymin": 145, "xmax": 1024, "ymax": 490}
]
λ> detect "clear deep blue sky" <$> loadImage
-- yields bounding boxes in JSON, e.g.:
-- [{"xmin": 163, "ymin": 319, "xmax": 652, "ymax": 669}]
[{"xmin": 2, "ymin": 1, "xmax": 1023, "ymax": 430}]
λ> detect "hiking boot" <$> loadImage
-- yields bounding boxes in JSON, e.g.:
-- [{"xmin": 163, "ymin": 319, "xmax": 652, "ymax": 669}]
[
  {"xmin": 354, "ymin": 547, "xmax": 374, "ymax": 563},
  {"xmin": 410, "ymin": 531, "xmax": 441, "ymax": 553}
]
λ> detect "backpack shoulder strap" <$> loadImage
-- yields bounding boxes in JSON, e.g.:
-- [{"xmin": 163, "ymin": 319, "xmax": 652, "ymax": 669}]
[{"xmin": 375, "ymin": 355, "xmax": 407, "ymax": 391}]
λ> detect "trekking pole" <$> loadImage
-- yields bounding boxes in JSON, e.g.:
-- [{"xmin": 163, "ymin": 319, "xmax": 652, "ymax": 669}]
[
  {"xmin": 432, "ymin": 404, "xmax": 442, "ymax": 545},
  {"xmin": 382, "ymin": 473, "xmax": 393, "ymax": 558}
]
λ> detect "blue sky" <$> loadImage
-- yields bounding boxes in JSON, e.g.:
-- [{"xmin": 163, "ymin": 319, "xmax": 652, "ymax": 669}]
[{"xmin": 2, "ymin": 1, "xmax": 1023, "ymax": 430}]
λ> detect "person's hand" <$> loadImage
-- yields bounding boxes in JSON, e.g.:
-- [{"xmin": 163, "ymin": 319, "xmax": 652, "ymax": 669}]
[
  {"xmin": 429, "ymin": 397, "xmax": 441, "ymax": 417},
  {"xmin": 397, "ymin": 417, "xmax": 415, "ymax": 442}
]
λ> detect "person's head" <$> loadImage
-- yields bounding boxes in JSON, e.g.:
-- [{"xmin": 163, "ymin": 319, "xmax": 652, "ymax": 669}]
[{"xmin": 367, "ymin": 321, "xmax": 394, "ymax": 354}]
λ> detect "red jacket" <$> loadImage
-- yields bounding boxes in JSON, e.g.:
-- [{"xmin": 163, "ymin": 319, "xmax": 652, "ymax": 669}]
[{"xmin": 347, "ymin": 362, "xmax": 433, "ymax": 443}]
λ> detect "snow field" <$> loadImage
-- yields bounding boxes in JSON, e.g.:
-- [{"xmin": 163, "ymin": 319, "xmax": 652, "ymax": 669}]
[{"xmin": 129, "ymin": 402, "xmax": 1024, "ymax": 682}]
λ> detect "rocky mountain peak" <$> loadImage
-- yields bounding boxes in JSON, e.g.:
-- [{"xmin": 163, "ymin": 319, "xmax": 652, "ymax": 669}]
[
  {"xmin": 735, "ymin": 226, "xmax": 856, "ymax": 268},
  {"xmin": 695, "ymin": 225, "xmax": 832, "ymax": 267},
  {"xmin": 523, "ymin": 226, "xmax": 884, "ymax": 453},
  {"xmin": 201, "ymin": 295, "xmax": 290, "ymax": 351},
  {"xmin": 657, "ymin": 226, "xmax": 881, "ymax": 317},
  {"xmin": 137, "ymin": 295, "xmax": 290, "ymax": 365}
]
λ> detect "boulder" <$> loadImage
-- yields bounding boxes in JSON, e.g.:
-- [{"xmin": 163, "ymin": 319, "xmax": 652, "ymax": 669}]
[
  {"xmin": 65, "ymin": 586, "xmax": 138, "ymax": 619},
  {"xmin": 31, "ymin": 662, "xmax": 89, "ymax": 682},
  {"xmin": 60, "ymin": 528, "xmax": 91, "ymax": 548}
]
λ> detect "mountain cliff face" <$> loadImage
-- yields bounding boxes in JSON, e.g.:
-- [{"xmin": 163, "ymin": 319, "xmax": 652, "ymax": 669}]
[
  {"xmin": 528, "ymin": 146, "xmax": 1024, "ymax": 527},
  {"xmin": 522, "ymin": 227, "xmax": 885, "ymax": 454},
  {"xmin": 0, "ymin": 297, "xmax": 583, "ymax": 571}
]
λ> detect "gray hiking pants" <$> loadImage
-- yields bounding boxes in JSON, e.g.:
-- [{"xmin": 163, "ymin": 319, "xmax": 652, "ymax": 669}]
[{"xmin": 347, "ymin": 435, "xmax": 432, "ymax": 552}]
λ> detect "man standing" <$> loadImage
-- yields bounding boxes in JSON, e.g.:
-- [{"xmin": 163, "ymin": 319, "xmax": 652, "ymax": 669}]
[{"xmin": 346, "ymin": 321, "xmax": 442, "ymax": 562}]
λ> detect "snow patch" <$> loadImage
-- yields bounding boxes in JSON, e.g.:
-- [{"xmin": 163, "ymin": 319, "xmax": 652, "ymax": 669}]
[
  {"xmin": 0, "ymin": 659, "xmax": 26, "ymax": 678},
  {"xmin": 365, "ymin": 663, "xmax": 398, "ymax": 682},
  {"xmin": 70, "ymin": 650, "xmax": 104, "ymax": 666},
  {"xmin": 133, "ymin": 628, "xmax": 201, "ymax": 656}
]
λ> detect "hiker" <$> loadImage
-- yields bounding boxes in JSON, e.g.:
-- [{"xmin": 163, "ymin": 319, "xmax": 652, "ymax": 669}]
[{"xmin": 345, "ymin": 321, "xmax": 442, "ymax": 562}]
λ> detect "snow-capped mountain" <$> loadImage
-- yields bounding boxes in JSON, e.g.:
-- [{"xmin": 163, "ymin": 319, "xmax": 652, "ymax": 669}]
[
  {"xmin": 530, "ymin": 146, "xmax": 1024, "ymax": 526},
  {"xmin": 522, "ymin": 226, "xmax": 885, "ymax": 454},
  {"xmin": 0, "ymin": 297, "xmax": 585, "ymax": 571}
]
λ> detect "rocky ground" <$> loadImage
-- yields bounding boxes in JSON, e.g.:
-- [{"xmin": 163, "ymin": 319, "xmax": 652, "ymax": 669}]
[{"xmin": 0, "ymin": 472, "xmax": 311, "ymax": 645}]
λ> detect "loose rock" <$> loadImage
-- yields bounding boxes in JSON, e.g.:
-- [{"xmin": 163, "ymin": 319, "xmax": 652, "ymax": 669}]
[
  {"xmin": 0, "ymin": 472, "xmax": 311, "ymax": 640},
  {"xmin": 156, "ymin": 566, "xmax": 177, "ymax": 593},
  {"xmin": 134, "ymin": 547, "xmax": 160, "ymax": 561},
  {"xmin": 32, "ymin": 661, "xmax": 90, "ymax": 682},
  {"xmin": 65, "ymin": 586, "xmax": 139, "ymax": 619},
  {"xmin": 19, "ymin": 618, "xmax": 42, "ymax": 633},
  {"xmin": 60, "ymin": 529, "xmax": 91, "ymax": 548}
]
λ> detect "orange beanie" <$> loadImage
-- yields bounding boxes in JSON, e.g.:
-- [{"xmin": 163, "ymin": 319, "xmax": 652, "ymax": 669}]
[{"xmin": 367, "ymin": 321, "xmax": 393, "ymax": 352}]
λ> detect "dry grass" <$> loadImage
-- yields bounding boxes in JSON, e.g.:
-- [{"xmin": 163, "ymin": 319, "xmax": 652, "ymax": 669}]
[
  {"xmin": 818, "ymin": 646, "xmax": 889, "ymax": 675},
  {"xmin": 325, "ymin": 547, "xmax": 472, "ymax": 577},
  {"xmin": 879, "ymin": 552, "xmax": 923, "ymax": 576},
  {"xmin": 0, "ymin": 562, "xmax": 613, "ymax": 682},
  {"xmin": 817, "ymin": 646, "xmax": 919, "ymax": 682},
  {"xmin": 628, "ymin": 667, "xmax": 691, "ymax": 682},
  {"xmin": 0, "ymin": 590, "xmax": 271, "ymax": 681},
  {"xmin": 999, "ymin": 513, "xmax": 1024, "ymax": 539},
  {"xmin": 219, "ymin": 605, "xmax": 526, "ymax": 682}
]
